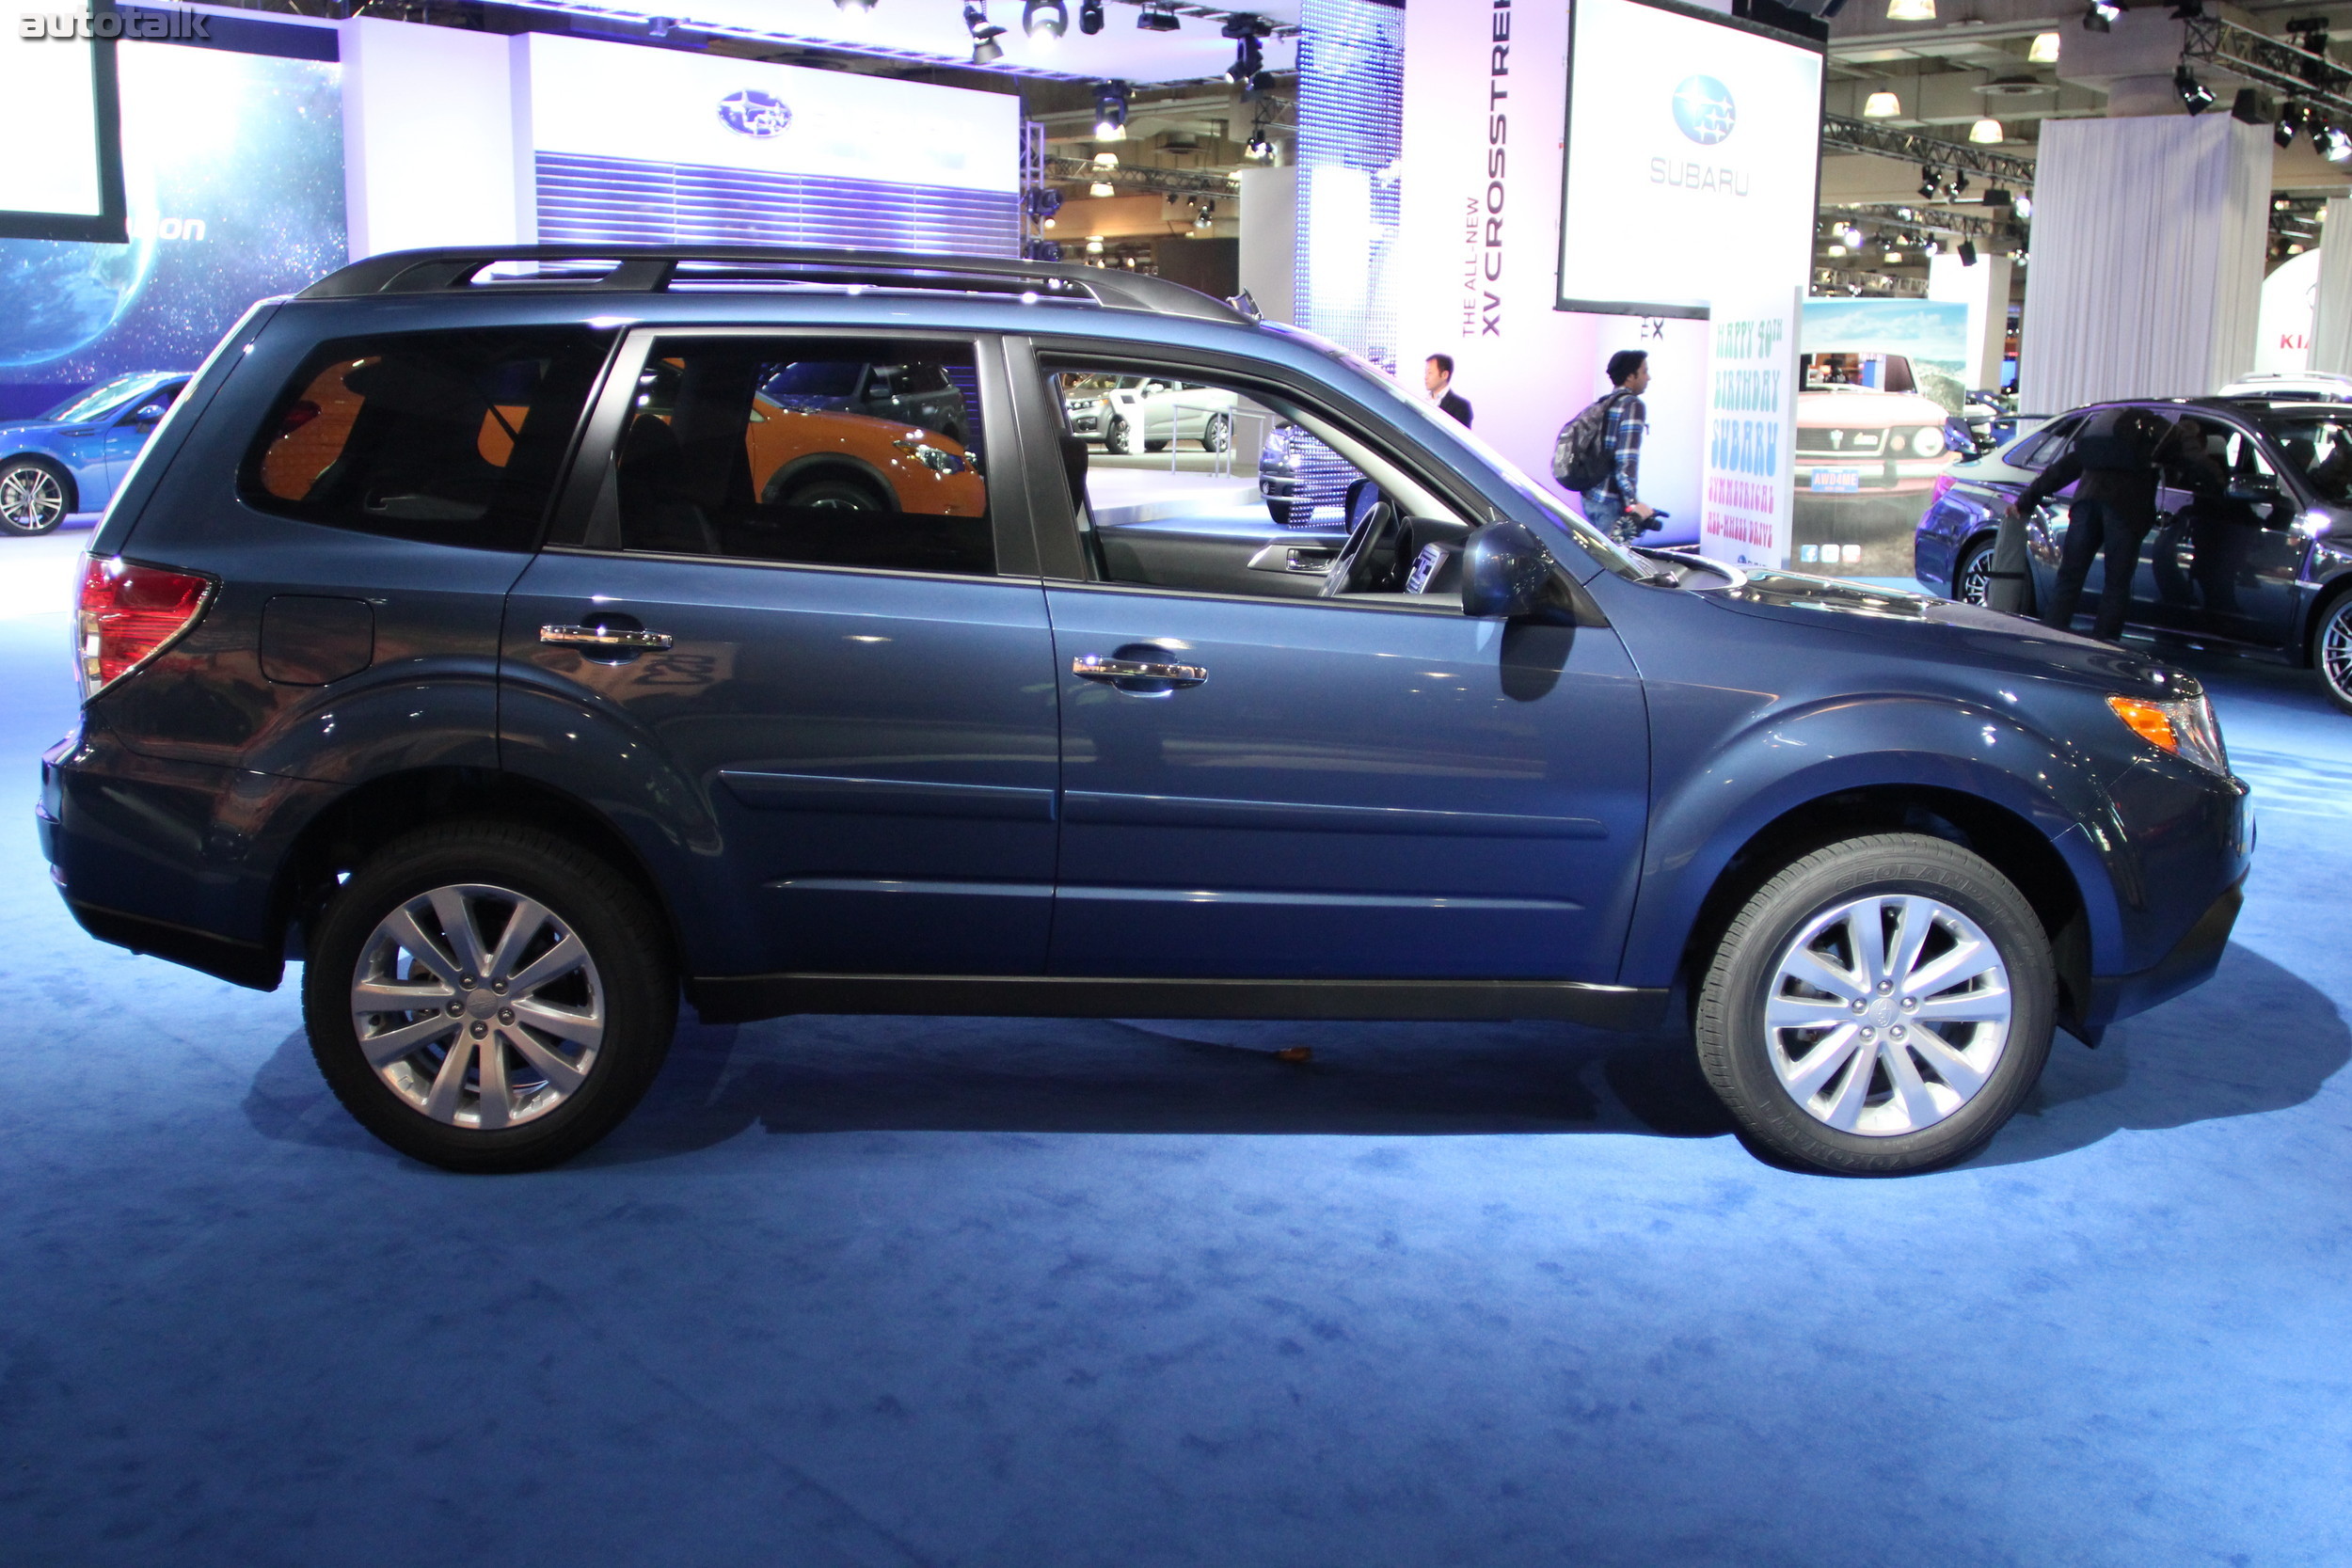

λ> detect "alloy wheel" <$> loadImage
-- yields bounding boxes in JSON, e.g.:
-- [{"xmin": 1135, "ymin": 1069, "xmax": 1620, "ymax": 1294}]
[
  {"xmin": 1763, "ymin": 894, "xmax": 2013, "ymax": 1136},
  {"xmin": 0, "ymin": 464, "xmax": 65, "ymax": 533},
  {"xmin": 349, "ymin": 882, "xmax": 605, "ymax": 1131},
  {"xmin": 2320, "ymin": 597, "xmax": 2352, "ymax": 709},
  {"xmin": 1956, "ymin": 543, "xmax": 1994, "ymax": 606}
]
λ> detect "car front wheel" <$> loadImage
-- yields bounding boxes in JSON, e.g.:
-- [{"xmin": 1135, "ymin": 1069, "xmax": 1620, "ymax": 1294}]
[
  {"xmin": 2312, "ymin": 591, "xmax": 2352, "ymax": 716},
  {"xmin": 1695, "ymin": 832, "xmax": 2055, "ymax": 1175},
  {"xmin": 0, "ymin": 457, "xmax": 72, "ymax": 535},
  {"xmin": 1104, "ymin": 417, "xmax": 1135, "ymax": 455},
  {"xmin": 1953, "ymin": 535, "xmax": 1996, "ymax": 605},
  {"xmin": 303, "ymin": 819, "xmax": 676, "ymax": 1172}
]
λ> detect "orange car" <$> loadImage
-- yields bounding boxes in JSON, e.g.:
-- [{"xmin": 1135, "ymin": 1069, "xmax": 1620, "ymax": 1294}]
[{"xmin": 257, "ymin": 356, "xmax": 985, "ymax": 518}]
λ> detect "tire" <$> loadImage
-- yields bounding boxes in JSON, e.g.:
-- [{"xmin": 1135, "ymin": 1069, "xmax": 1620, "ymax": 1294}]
[
  {"xmin": 2312, "ymin": 589, "xmax": 2352, "ymax": 717},
  {"xmin": 1104, "ymin": 417, "xmax": 1135, "ymax": 455},
  {"xmin": 0, "ymin": 456, "xmax": 72, "ymax": 536},
  {"xmin": 1952, "ymin": 534, "xmax": 1996, "ymax": 606},
  {"xmin": 1202, "ymin": 413, "xmax": 1232, "ymax": 453},
  {"xmin": 783, "ymin": 474, "xmax": 888, "ymax": 512},
  {"xmin": 1694, "ymin": 832, "xmax": 2056, "ymax": 1176},
  {"xmin": 302, "ymin": 819, "xmax": 677, "ymax": 1173},
  {"xmin": 1144, "ymin": 438, "xmax": 1169, "ymax": 453}
]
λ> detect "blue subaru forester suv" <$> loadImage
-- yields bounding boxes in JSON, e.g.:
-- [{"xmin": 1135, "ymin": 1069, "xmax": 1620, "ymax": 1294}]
[{"xmin": 40, "ymin": 246, "xmax": 2251, "ymax": 1176}]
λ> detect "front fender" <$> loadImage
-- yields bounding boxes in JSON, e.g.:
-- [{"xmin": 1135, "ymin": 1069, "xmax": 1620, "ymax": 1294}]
[{"xmin": 1619, "ymin": 694, "xmax": 2132, "ymax": 988}]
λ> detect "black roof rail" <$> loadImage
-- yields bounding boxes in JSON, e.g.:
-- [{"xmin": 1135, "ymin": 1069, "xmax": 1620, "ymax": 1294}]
[{"xmin": 295, "ymin": 245, "xmax": 1251, "ymax": 325}]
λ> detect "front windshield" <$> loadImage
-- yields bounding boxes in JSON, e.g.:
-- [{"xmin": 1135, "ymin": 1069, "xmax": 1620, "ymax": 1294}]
[
  {"xmin": 40, "ymin": 374, "xmax": 153, "ymax": 423},
  {"xmin": 1262, "ymin": 324, "xmax": 1654, "ymax": 579},
  {"xmin": 2264, "ymin": 415, "xmax": 2352, "ymax": 503}
]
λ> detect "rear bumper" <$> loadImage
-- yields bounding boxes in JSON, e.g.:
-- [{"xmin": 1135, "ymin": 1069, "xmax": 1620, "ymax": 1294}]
[{"xmin": 2084, "ymin": 878, "xmax": 2244, "ymax": 1030}]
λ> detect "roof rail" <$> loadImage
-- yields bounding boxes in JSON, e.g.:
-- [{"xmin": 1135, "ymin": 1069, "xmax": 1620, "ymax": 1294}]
[{"xmin": 295, "ymin": 245, "xmax": 1251, "ymax": 325}]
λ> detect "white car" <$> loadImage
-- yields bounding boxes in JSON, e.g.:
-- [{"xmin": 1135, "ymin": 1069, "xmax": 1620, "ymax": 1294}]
[
  {"xmin": 1088, "ymin": 377, "xmax": 1241, "ymax": 454},
  {"xmin": 2217, "ymin": 371, "xmax": 2352, "ymax": 403}
]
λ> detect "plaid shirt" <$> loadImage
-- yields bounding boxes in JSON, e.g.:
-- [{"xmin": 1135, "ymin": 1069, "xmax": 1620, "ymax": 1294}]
[{"xmin": 1599, "ymin": 393, "xmax": 1645, "ymax": 504}]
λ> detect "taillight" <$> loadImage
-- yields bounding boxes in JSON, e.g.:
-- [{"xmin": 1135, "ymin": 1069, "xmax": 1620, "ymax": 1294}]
[{"xmin": 74, "ymin": 557, "xmax": 213, "ymax": 700}]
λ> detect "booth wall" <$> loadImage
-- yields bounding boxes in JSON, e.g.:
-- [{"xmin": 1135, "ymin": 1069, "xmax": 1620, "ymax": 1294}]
[{"xmin": 341, "ymin": 18, "xmax": 519, "ymax": 257}]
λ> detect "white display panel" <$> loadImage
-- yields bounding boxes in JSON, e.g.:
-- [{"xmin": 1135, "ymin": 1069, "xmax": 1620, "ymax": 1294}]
[
  {"xmin": 0, "ymin": 21, "xmax": 123, "ymax": 240},
  {"xmin": 1556, "ymin": 0, "xmax": 1820, "ymax": 318}
]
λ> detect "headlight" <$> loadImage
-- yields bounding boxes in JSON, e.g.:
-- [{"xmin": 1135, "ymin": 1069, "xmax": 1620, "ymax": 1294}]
[
  {"xmin": 1912, "ymin": 424, "xmax": 1947, "ymax": 457},
  {"xmin": 2106, "ymin": 688, "xmax": 2230, "ymax": 776}
]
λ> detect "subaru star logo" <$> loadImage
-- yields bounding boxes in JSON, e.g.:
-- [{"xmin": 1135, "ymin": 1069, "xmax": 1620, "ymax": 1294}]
[
  {"xmin": 717, "ymin": 89, "xmax": 792, "ymax": 137},
  {"xmin": 1672, "ymin": 75, "xmax": 1737, "ymax": 146}
]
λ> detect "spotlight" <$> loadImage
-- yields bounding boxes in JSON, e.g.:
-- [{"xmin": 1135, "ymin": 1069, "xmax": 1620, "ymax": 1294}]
[
  {"xmin": 1919, "ymin": 166, "xmax": 1940, "ymax": 198},
  {"xmin": 1886, "ymin": 0, "xmax": 1934, "ymax": 18},
  {"xmin": 1137, "ymin": 1, "xmax": 1180, "ymax": 30},
  {"xmin": 1194, "ymin": 200, "xmax": 1216, "ymax": 230},
  {"xmin": 1970, "ymin": 117, "xmax": 2005, "ymax": 143},
  {"xmin": 2278, "ymin": 103, "xmax": 2304, "ymax": 148},
  {"xmin": 1245, "ymin": 128, "xmax": 1274, "ymax": 161},
  {"xmin": 2028, "ymin": 30, "xmax": 2060, "ymax": 63},
  {"xmin": 1023, "ymin": 0, "xmax": 1067, "ymax": 40},
  {"xmin": 1078, "ymin": 0, "xmax": 1104, "ymax": 32},
  {"xmin": 2014, "ymin": 195, "xmax": 2033, "ymax": 217},
  {"xmin": 964, "ymin": 2, "xmax": 1007, "ymax": 62},
  {"xmin": 2083, "ymin": 0, "xmax": 2118, "ymax": 31},
  {"xmin": 2233, "ymin": 87, "xmax": 2272, "ymax": 125},
  {"xmin": 1092, "ymin": 79, "xmax": 1129, "ymax": 140},
  {"xmin": 2324, "ymin": 123, "xmax": 2352, "ymax": 162},
  {"xmin": 1839, "ymin": 224, "xmax": 1864, "ymax": 247},
  {"xmin": 1959, "ymin": 239, "xmax": 1979, "ymax": 266},
  {"xmin": 1863, "ymin": 90, "xmax": 1901, "ymax": 118},
  {"xmin": 2176, "ymin": 65, "xmax": 2214, "ymax": 115},
  {"xmin": 1952, "ymin": 170, "xmax": 1970, "ymax": 196},
  {"xmin": 1886, "ymin": 247, "xmax": 1903, "ymax": 262}
]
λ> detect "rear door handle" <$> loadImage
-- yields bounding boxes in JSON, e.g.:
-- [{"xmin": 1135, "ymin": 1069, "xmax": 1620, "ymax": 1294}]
[
  {"xmin": 1072, "ymin": 653, "xmax": 1208, "ymax": 696},
  {"xmin": 540, "ymin": 624, "xmax": 675, "ymax": 651}
]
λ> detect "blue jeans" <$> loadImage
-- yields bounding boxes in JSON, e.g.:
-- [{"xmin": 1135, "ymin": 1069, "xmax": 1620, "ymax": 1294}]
[{"xmin": 1582, "ymin": 489, "xmax": 1643, "ymax": 544}]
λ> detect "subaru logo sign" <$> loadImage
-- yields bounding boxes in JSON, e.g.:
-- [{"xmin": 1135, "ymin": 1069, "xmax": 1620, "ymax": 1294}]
[
  {"xmin": 718, "ymin": 89, "xmax": 792, "ymax": 138},
  {"xmin": 1672, "ymin": 75, "xmax": 1736, "ymax": 146}
]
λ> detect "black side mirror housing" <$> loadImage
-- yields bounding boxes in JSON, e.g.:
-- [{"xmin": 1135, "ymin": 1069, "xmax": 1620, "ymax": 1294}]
[
  {"xmin": 130, "ymin": 404, "xmax": 167, "ymax": 424},
  {"xmin": 1460, "ymin": 520, "xmax": 1577, "ymax": 621}
]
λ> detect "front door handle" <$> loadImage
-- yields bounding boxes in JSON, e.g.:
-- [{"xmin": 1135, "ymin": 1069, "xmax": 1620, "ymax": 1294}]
[
  {"xmin": 541, "ymin": 624, "xmax": 675, "ymax": 652},
  {"xmin": 1072, "ymin": 653, "xmax": 1208, "ymax": 696}
]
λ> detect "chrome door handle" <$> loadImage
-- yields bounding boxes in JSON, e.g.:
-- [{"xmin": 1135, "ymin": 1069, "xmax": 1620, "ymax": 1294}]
[
  {"xmin": 540, "ymin": 624, "xmax": 675, "ymax": 651},
  {"xmin": 1072, "ymin": 654, "xmax": 1208, "ymax": 689}
]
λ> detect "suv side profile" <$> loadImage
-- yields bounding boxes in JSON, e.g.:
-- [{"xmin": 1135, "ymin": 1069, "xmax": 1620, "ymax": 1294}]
[{"xmin": 41, "ymin": 246, "xmax": 2250, "ymax": 1177}]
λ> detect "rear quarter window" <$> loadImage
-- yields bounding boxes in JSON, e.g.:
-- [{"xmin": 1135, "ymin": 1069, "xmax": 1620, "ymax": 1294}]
[{"xmin": 241, "ymin": 326, "xmax": 612, "ymax": 550}]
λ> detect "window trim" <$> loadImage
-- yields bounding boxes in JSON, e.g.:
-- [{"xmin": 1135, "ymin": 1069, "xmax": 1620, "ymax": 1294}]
[{"xmin": 541, "ymin": 325, "xmax": 1035, "ymax": 580}]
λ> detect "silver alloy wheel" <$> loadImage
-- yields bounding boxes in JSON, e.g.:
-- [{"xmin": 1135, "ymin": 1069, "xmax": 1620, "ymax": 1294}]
[
  {"xmin": 0, "ymin": 463, "xmax": 65, "ymax": 532},
  {"xmin": 2320, "ymin": 596, "xmax": 2352, "ymax": 706},
  {"xmin": 1203, "ymin": 413, "xmax": 1232, "ymax": 452},
  {"xmin": 1764, "ymin": 894, "xmax": 2013, "ymax": 1136},
  {"xmin": 1956, "ymin": 543, "xmax": 1994, "ymax": 606},
  {"xmin": 349, "ymin": 882, "xmax": 605, "ymax": 1131}
]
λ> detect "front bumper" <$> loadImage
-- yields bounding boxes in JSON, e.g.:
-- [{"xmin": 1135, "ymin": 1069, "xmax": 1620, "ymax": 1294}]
[{"xmin": 2084, "ymin": 878, "xmax": 2244, "ymax": 1030}]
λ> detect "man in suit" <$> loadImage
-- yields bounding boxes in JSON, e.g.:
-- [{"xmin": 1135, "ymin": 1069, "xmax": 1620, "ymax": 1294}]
[
  {"xmin": 1423, "ymin": 354, "xmax": 1473, "ymax": 427},
  {"xmin": 2009, "ymin": 404, "xmax": 2176, "ymax": 642}
]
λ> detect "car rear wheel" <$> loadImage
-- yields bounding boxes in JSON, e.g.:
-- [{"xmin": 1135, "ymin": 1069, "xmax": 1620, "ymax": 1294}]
[
  {"xmin": 303, "ymin": 819, "xmax": 676, "ymax": 1172},
  {"xmin": 1694, "ymin": 832, "xmax": 2055, "ymax": 1175},
  {"xmin": 1202, "ymin": 414, "xmax": 1232, "ymax": 452},
  {"xmin": 1953, "ymin": 535, "xmax": 1996, "ymax": 605},
  {"xmin": 0, "ymin": 457, "xmax": 72, "ymax": 535},
  {"xmin": 2313, "ymin": 591, "xmax": 2352, "ymax": 716}
]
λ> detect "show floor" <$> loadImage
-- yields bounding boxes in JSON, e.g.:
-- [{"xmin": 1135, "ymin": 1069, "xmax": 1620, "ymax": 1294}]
[{"xmin": 3, "ymin": 531, "xmax": 2349, "ymax": 1565}]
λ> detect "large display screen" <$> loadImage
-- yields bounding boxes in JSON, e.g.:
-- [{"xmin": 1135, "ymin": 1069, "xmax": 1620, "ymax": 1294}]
[
  {"xmin": 0, "ymin": 14, "xmax": 125, "ymax": 241},
  {"xmin": 1555, "ymin": 0, "xmax": 1822, "ymax": 318}
]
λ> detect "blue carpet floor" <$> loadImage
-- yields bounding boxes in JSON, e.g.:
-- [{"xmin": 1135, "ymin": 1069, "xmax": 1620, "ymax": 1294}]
[{"xmin": 1, "ymin": 596, "xmax": 2348, "ymax": 1566}]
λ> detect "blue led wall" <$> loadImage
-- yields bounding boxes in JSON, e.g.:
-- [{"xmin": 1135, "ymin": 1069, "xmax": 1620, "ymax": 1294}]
[{"xmin": 1294, "ymin": 0, "xmax": 1405, "ymax": 373}]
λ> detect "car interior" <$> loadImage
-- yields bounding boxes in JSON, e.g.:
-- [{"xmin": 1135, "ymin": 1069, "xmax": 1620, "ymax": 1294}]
[{"xmin": 1045, "ymin": 364, "xmax": 1475, "ymax": 607}]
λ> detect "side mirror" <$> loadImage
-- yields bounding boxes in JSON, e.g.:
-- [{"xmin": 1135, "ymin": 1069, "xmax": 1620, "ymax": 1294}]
[
  {"xmin": 1459, "ymin": 520, "xmax": 1558, "ymax": 619},
  {"xmin": 130, "ymin": 403, "xmax": 167, "ymax": 424}
]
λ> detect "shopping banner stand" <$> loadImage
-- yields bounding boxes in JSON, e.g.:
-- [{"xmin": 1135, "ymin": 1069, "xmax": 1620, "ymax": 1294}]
[{"xmin": 1699, "ymin": 287, "xmax": 1799, "ymax": 570}]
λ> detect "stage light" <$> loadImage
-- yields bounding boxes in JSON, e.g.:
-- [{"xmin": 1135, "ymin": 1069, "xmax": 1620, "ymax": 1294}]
[
  {"xmin": 1194, "ymin": 201, "xmax": 1216, "ymax": 230},
  {"xmin": 1970, "ymin": 117, "xmax": 2005, "ymax": 143},
  {"xmin": 1863, "ymin": 90, "xmax": 1901, "ymax": 118},
  {"xmin": 1023, "ymin": 0, "xmax": 1067, "ymax": 40},
  {"xmin": 2028, "ymin": 31, "xmax": 2059, "ymax": 62},
  {"xmin": 2323, "ymin": 124, "xmax": 2352, "ymax": 162},
  {"xmin": 2014, "ymin": 195, "xmax": 2032, "ymax": 217},
  {"xmin": 2175, "ymin": 65, "xmax": 2214, "ymax": 115},
  {"xmin": 1137, "ymin": 2, "xmax": 1180, "ymax": 30},
  {"xmin": 2278, "ymin": 103, "xmax": 2304, "ymax": 148},
  {"xmin": 1078, "ymin": 0, "xmax": 1104, "ymax": 32},
  {"xmin": 1092, "ymin": 80, "xmax": 1129, "ymax": 139},
  {"xmin": 1088, "ymin": 181, "xmax": 1114, "ymax": 197},
  {"xmin": 964, "ymin": 2, "xmax": 1007, "ymax": 62},
  {"xmin": 2232, "ymin": 88, "xmax": 2272, "ymax": 125},
  {"xmin": 1959, "ymin": 239, "xmax": 1979, "ymax": 265},
  {"xmin": 1245, "ymin": 130, "xmax": 1274, "ymax": 160},
  {"xmin": 1839, "ymin": 224, "xmax": 1864, "ymax": 246},
  {"xmin": 1886, "ymin": 0, "xmax": 1935, "ymax": 19},
  {"xmin": 2083, "ymin": 0, "xmax": 2118, "ymax": 31}
]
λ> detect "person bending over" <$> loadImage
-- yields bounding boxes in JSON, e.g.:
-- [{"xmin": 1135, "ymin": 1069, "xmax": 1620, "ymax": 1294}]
[{"xmin": 2009, "ymin": 404, "xmax": 2173, "ymax": 642}]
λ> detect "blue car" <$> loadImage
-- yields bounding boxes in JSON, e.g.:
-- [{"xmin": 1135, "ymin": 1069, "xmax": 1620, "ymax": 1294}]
[
  {"xmin": 0, "ymin": 372, "xmax": 192, "ymax": 535},
  {"xmin": 39, "ymin": 246, "xmax": 2250, "ymax": 1177}
]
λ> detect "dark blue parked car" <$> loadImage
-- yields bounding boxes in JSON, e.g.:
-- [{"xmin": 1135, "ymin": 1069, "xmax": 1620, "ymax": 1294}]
[
  {"xmin": 40, "ymin": 247, "xmax": 2250, "ymax": 1176},
  {"xmin": 0, "ymin": 372, "xmax": 191, "ymax": 535}
]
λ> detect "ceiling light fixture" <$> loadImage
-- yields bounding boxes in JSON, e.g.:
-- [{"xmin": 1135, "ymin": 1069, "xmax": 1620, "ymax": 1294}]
[
  {"xmin": 2028, "ymin": 31, "xmax": 2060, "ymax": 63},
  {"xmin": 1918, "ymin": 165, "xmax": 1941, "ymax": 197},
  {"xmin": 1970, "ymin": 117, "xmax": 2004, "ymax": 143},
  {"xmin": 1828, "ymin": 243, "xmax": 1848, "ymax": 257},
  {"xmin": 1840, "ymin": 224, "xmax": 1864, "ymax": 247},
  {"xmin": 1863, "ymin": 89, "xmax": 1901, "ymax": 118},
  {"xmin": 2175, "ymin": 64, "xmax": 2214, "ymax": 115},
  {"xmin": 1023, "ymin": 0, "xmax": 1067, "ymax": 41},
  {"xmin": 2277, "ymin": 103, "xmax": 2304, "ymax": 148},
  {"xmin": 2014, "ymin": 194, "xmax": 2033, "ymax": 217},
  {"xmin": 2324, "ymin": 123, "xmax": 2352, "ymax": 162},
  {"xmin": 1092, "ymin": 79, "xmax": 1129, "ymax": 140},
  {"xmin": 1886, "ymin": 0, "xmax": 1935, "ymax": 19},
  {"xmin": 963, "ymin": 2, "xmax": 1007, "ymax": 63},
  {"xmin": 1088, "ymin": 180, "xmax": 1114, "ymax": 197}
]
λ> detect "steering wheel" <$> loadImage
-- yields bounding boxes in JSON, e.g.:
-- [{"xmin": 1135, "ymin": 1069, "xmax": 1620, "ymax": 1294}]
[{"xmin": 1320, "ymin": 498, "xmax": 1406, "ymax": 596}]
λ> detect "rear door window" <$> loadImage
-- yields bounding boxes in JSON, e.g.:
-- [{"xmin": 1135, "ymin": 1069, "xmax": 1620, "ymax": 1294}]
[
  {"xmin": 240, "ymin": 327, "xmax": 613, "ymax": 550},
  {"xmin": 2006, "ymin": 414, "xmax": 2084, "ymax": 471}
]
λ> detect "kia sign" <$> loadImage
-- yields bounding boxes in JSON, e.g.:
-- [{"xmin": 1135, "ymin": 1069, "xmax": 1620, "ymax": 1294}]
[{"xmin": 1557, "ymin": 0, "xmax": 1822, "ymax": 318}]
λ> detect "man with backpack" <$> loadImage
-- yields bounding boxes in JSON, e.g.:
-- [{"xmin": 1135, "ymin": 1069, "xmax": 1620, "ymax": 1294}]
[{"xmin": 1552, "ymin": 350, "xmax": 1656, "ymax": 543}]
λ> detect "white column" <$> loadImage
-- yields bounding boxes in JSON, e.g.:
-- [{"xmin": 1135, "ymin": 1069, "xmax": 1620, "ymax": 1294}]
[
  {"xmin": 1927, "ymin": 250, "xmax": 2014, "ymax": 392},
  {"xmin": 340, "ymin": 17, "xmax": 521, "ymax": 261},
  {"xmin": 1235, "ymin": 166, "xmax": 1297, "ymax": 325},
  {"xmin": 2019, "ymin": 114, "xmax": 2271, "ymax": 411},
  {"xmin": 2310, "ymin": 198, "xmax": 2352, "ymax": 376}
]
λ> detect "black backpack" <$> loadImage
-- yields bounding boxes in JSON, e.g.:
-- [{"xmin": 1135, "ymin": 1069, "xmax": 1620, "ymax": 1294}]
[{"xmin": 1552, "ymin": 389, "xmax": 1630, "ymax": 492}]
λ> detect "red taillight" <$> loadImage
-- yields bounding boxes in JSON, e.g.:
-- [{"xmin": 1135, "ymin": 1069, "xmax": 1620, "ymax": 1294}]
[{"xmin": 75, "ymin": 557, "xmax": 212, "ymax": 699}]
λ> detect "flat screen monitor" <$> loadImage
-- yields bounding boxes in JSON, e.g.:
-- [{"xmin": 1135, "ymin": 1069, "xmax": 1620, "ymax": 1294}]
[
  {"xmin": 1556, "ymin": 0, "xmax": 1822, "ymax": 318},
  {"xmin": 0, "ymin": 11, "xmax": 125, "ymax": 242}
]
